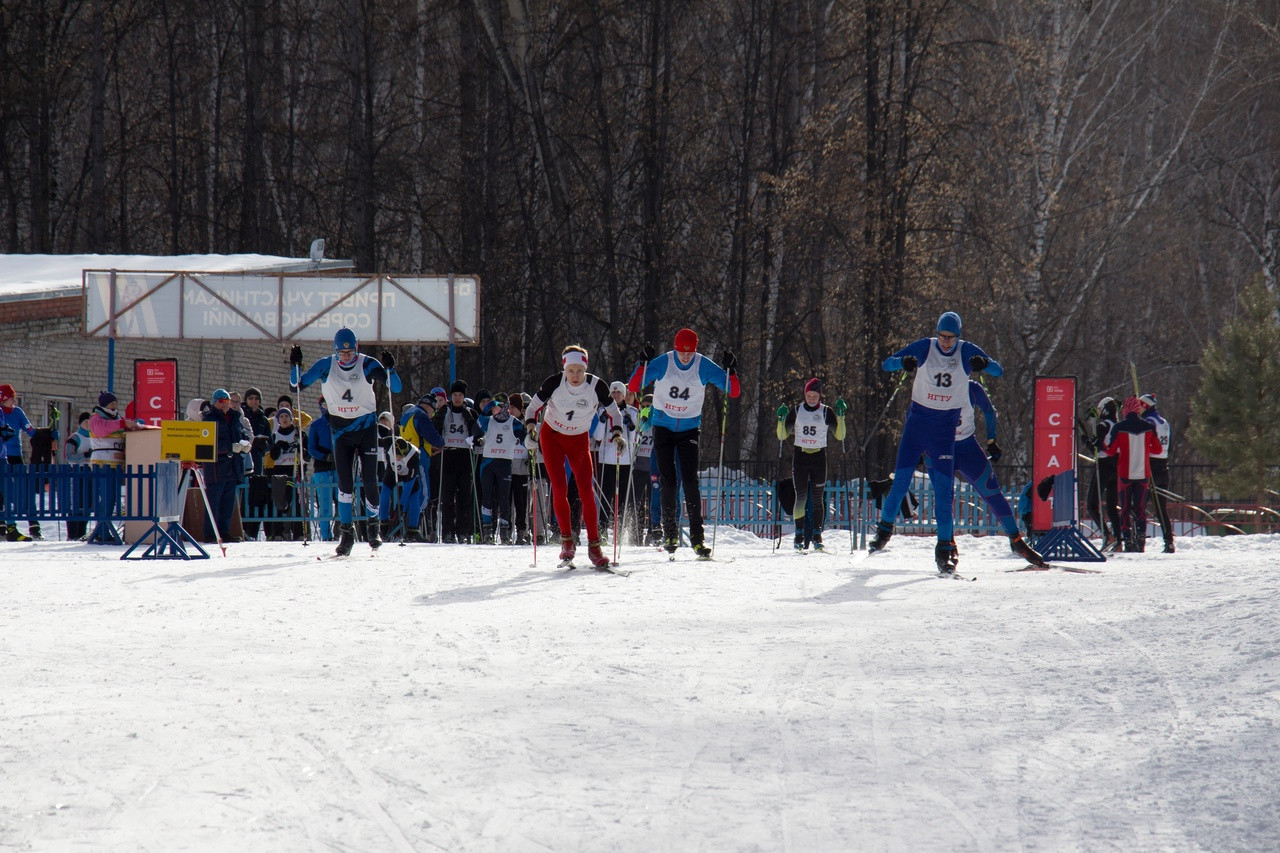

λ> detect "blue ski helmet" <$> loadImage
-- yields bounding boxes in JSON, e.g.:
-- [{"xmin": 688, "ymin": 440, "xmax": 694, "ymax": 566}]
[
  {"xmin": 334, "ymin": 327, "xmax": 358, "ymax": 354},
  {"xmin": 936, "ymin": 312, "xmax": 962, "ymax": 336}
]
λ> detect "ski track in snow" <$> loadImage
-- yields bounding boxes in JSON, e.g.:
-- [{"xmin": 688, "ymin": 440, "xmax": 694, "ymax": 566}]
[{"xmin": 2, "ymin": 530, "xmax": 1280, "ymax": 851}]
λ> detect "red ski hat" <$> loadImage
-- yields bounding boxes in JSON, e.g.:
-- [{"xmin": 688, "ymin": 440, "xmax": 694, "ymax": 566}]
[
  {"xmin": 1122, "ymin": 395, "xmax": 1143, "ymax": 417},
  {"xmin": 0, "ymin": 383, "xmax": 14, "ymax": 400},
  {"xmin": 804, "ymin": 378, "xmax": 822, "ymax": 395},
  {"xmin": 674, "ymin": 328, "xmax": 699, "ymax": 353}
]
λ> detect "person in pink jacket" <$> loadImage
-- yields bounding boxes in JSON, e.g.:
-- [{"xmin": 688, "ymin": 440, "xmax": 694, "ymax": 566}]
[{"xmin": 1104, "ymin": 396, "xmax": 1163, "ymax": 552}]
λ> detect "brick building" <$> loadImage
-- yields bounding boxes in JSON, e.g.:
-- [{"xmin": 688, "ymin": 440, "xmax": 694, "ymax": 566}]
[{"xmin": 0, "ymin": 254, "xmax": 351, "ymax": 446}]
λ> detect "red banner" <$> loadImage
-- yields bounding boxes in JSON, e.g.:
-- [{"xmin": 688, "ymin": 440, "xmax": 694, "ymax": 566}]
[
  {"xmin": 133, "ymin": 359, "xmax": 179, "ymax": 425},
  {"xmin": 1032, "ymin": 376, "xmax": 1076, "ymax": 530}
]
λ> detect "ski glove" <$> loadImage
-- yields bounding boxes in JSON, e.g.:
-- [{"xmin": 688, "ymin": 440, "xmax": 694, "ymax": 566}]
[
  {"xmin": 233, "ymin": 439, "xmax": 252, "ymax": 454},
  {"xmin": 0, "ymin": 425, "xmax": 14, "ymax": 440},
  {"xmin": 289, "ymin": 345, "xmax": 303, "ymax": 367},
  {"xmin": 379, "ymin": 350, "xmax": 395, "ymax": 371},
  {"xmin": 611, "ymin": 427, "xmax": 626, "ymax": 450},
  {"xmin": 901, "ymin": 355, "xmax": 918, "ymax": 372},
  {"xmin": 969, "ymin": 355, "xmax": 989, "ymax": 372},
  {"xmin": 723, "ymin": 349, "xmax": 737, "ymax": 371},
  {"xmin": 640, "ymin": 343, "xmax": 656, "ymax": 362},
  {"xmin": 834, "ymin": 398, "xmax": 848, "ymax": 417},
  {"xmin": 986, "ymin": 439, "xmax": 1002, "ymax": 462},
  {"xmin": 776, "ymin": 404, "xmax": 789, "ymax": 421},
  {"xmin": 524, "ymin": 432, "xmax": 538, "ymax": 453}
]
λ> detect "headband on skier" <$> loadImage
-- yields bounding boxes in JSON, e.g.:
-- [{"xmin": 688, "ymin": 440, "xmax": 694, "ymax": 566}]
[{"xmin": 562, "ymin": 351, "xmax": 588, "ymax": 369}]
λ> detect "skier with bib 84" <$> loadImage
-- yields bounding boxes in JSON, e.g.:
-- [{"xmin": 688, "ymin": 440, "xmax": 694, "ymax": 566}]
[
  {"xmin": 290, "ymin": 328, "xmax": 402, "ymax": 557},
  {"xmin": 626, "ymin": 328, "xmax": 740, "ymax": 559},
  {"xmin": 867, "ymin": 312, "xmax": 1001, "ymax": 574}
]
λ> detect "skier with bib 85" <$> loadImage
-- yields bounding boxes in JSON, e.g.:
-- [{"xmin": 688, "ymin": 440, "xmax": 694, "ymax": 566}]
[
  {"xmin": 626, "ymin": 328, "xmax": 740, "ymax": 559},
  {"xmin": 776, "ymin": 378, "xmax": 847, "ymax": 552},
  {"xmin": 524, "ymin": 345, "xmax": 626, "ymax": 568},
  {"xmin": 867, "ymin": 312, "xmax": 1001, "ymax": 574},
  {"xmin": 290, "ymin": 328, "xmax": 401, "ymax": 557}
]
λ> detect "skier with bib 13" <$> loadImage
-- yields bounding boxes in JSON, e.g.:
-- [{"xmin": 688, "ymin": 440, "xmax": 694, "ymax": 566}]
[{"xmin": 868, "ymin": 312, "xmax": 1001, "ymax": 575}]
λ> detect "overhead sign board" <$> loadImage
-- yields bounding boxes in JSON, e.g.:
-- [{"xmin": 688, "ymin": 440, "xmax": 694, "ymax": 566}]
[{"xmin": 83, "ymin": 271, "xmax": 480, "ymax": 344}]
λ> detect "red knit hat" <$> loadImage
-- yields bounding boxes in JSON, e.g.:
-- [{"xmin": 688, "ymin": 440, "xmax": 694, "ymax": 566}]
[
  {"xmin": 1122, "ymin": 395, "xmax": 1143, "ymax": 417},
  {"xmin": 674, "ymin": 328, "xmax": 699, "ymax": 353},
  {"xmin": 0, "ymin": 383, "xmax": 15, "ymax": 400},
  {"xmin": 804, "ymin": 378, "xmax": 822, "ymax": 395}
]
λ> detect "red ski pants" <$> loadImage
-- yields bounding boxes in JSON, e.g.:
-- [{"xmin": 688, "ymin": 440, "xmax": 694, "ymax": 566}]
[{"xmin": 541, "ymin": 426, "xmax": 601, "ymax": 543}]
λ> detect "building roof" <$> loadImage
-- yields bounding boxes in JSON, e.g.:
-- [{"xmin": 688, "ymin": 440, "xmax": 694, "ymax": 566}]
[{"xmin": 0, "ymin": 253, "xmax": 352, "ymax": 304}]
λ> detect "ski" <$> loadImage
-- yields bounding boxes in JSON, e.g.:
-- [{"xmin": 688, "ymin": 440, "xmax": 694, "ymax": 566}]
[
  {"xmin": 937, "ymin": 570, "xmax": 977, "ymax": 581},
  {"xmin": 597, "ymin": 564, "xmax": 631, "ymax": 577},
  {"xmin": 1007, "ymin": 564, "xmax": 1103, "ymax": 574},
  {"xmin": 559, "ymin": 559, "xmax": 576, "ymax": 570}
]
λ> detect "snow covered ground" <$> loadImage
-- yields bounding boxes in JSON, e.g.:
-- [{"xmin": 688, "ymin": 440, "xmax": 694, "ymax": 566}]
[{"xmin": 3, "ymin": 529, "xmax": 1278, "ymax": 852}]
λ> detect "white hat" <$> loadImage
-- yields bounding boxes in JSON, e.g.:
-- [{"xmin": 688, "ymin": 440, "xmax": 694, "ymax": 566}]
[{"xmin": 609, "ymin": 381, "xmax": 627, "ymax": 395}]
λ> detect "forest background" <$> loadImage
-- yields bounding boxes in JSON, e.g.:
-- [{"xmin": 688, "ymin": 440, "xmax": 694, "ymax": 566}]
[{"xmin": 2, "ymin": 0, "xmax": 1277, "ymax": 484}]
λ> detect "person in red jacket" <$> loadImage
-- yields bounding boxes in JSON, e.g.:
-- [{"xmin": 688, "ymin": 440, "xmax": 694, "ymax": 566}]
[{"xmin": 1104, "ymin": 396, "xmax": 1163, "ymax": 552}]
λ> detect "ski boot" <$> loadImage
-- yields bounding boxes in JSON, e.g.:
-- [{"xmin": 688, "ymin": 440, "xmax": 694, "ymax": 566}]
[
  {"xmin": 587, "ymin": 540, "xmax": 609, "ymax": 568},
  {"xmin": 1009, "ymin": 533, "xmax": 1048, "ymax": 568},
  {"xmin": 692, "ymin": 542, "xmax": 712, "ymax": 560},
  {"xmin": 935, "ymin": 539, "xmax": 958, "ymax": 574},
  {"xmin": 1163, "ymin": 538, "xmax": 1175, "ymax": 554},
  {"xmin": 812, "ymin": 533, "xmax": 824, "ymax": 552},
  {"xmin": 335, "ymin": 523, "xmax": 355, "ymax": 557},
  {"xmin": 868, "ymin": 521, "xmax": 893, "ymax": 553},
  {"xmin": 480, "ymin": 524, "xmax": 496, "ymax": 545},
  {"xmin": 793, "ymin": 531, "xmax": 806, "ymax": 552},
  {"xmin": 558, "ymin": 536, "xmax": 577, "ymax": 563},
  {"xmin": 663, "ymin": 536, "xmax": 679, "ymax": 555},
  {"xmin": 367, "ymin": 519, "xmax": 382, "ymax": 550},
  {"xmin": 28, "ymin": 524, "xmax": 42, "ymax": 541},
  {"xmin": 6, "ymin": 525, "xmax": 31, "ymax": 542}
]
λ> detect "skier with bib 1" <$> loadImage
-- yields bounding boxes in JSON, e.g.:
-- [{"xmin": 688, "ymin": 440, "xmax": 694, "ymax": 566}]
[
  {"xmin": 524, "ymin": 345, "xmax": 626, "ymax": 568},
  {"xmin": 626, "ymin": 328, "xmax": 740, "ymax": 559},
  {"xmin": 290, "ymin": 328, "xmax": 401, "ymax": 557},
  {"xmin": 867, "ymin": 312, "xmax": 1001, "ymax": 574}
]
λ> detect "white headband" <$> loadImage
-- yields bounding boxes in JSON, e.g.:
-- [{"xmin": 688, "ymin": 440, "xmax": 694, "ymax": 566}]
[{"xmin": 562, "ymin": 351, "xmax": 588, "ymax": 368}]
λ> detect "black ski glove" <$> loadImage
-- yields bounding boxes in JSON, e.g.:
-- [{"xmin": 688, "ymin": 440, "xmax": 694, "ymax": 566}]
[
  {"xmin": 289, "ymin": 345, "xmax": 303, "ymax": 367},
  {"xmin": 640, "ymin": 343, "xmax": 656, "ymax": 362},
  {"xmin": 723, "ymin": 349, "xmax": 737, "ymax": 371},
  {"xmin": 986, "ymin": 439, "xmax": 1002, "ymax": 462},
  {"xmin": 901, "ymin": 355, "xmax": 918, "ymax": 372},
  {"xmin": 969, "ymin": 355, "xmax": 989, "ymax": 372},
  {"xmin": 380, "ymin": 350, "xmax": 396, "ymax": 371}
]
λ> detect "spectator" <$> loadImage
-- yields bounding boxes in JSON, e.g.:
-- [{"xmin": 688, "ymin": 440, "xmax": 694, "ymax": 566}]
[
  {"xmin": 64, "ymin": 412, "xmax": 93, "ymax": 540},
  {"xmin": 0, "ymin": 383, "xmax": 49, "ymax": 540},
  {"xmin": 201, "ymin": 389, "xmax": 250, "ymax": 542}
]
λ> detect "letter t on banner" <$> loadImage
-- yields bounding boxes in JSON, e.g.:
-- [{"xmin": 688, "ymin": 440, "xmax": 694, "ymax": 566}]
[{"xmin": 1032, "ymin": 376, "xmax": 1076, "ymax": 530}]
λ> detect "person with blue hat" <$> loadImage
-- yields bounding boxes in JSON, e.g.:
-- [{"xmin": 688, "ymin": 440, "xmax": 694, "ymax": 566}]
[
  {"xmin": 202, "ymin": 388, "xmax": 252, "ymax": 542},
  {"xmin": 290, "ymin": 328, "xmax": 401, "ymax": 557},
  {"xmin": 868, "ymin": 311, "xmax": 1002, "ymax": 575}
]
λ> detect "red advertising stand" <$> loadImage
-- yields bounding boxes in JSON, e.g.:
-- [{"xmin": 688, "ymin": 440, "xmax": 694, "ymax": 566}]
[
  {"xmin": 1031, "ymin": 376, "xmax": 1105, "ymax": 562},
  {"xmin": 133, "ymin": 359, "xmax": 179, "ymax": 425}
]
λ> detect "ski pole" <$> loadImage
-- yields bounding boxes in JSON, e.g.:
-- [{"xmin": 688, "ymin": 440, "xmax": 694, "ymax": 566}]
[
  {"xmin": 612, "ymin": 452, "xmax": 622, "ymax": 566},
  {"xmin": 859, "ymin": 370, "xmax": 909, "ymax": 457},
  {"xmin": 709, "ymin": 390, "xmax": 730, "ymax": 554}
]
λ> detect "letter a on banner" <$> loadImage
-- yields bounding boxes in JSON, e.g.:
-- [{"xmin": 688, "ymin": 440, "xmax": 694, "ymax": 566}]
[{"xmin": 1032, "ymin": 376, "xmax": 1076, "ymax": 530}]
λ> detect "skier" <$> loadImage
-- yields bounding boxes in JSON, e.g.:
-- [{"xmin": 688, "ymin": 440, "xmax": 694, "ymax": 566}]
[
  {"xmin": 776, "ymin": 378, "xmax": 847, "ymax": 552},
  {"xmin": 944, "ymin": 379, "xmax": 1048, "ymax": 567},
  {"xmin": 477, "ymin": 393, "xmax": 526, "ymax": 543},
  {"xmin": 0, "ymin": 383, "xmax": 50, "ymax": 540},
  {"xmin": 1105, "ymin": 396, "xmax": 1162, "ymax": 552},
  {"xmin": 626, "ymin": 328, "xmax": 739, "ymax": 558},
  {"xmin": 591, "ymin": 381, "xmax": 637, "ymax": 541},
  {"xmin": 290, "ymin": 328, "xmax": 402, "ymax": 557},
  {"xmin": 432, "ymin": 380, "xmax": 482, "ymax": 543},
  {"xmin": 867, "ymin": 311, "xmax": 1001, "ymax": 574},
  {"xmin": 524, "ymin": 345, "xmax": 626, "ymax": 568},
  {"xmin": 1139, "ymin": 393, "xmax": 1175, "ymax": 553}
]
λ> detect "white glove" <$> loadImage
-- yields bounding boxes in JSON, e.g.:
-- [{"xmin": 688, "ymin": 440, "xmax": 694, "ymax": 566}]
[
  {"xmin": 233, "ymin": 439, "xmax": 252, "ymax": 454},
  {"xmin": 524, "ymin": 432, "xmax": 538, "ymax": 453}
]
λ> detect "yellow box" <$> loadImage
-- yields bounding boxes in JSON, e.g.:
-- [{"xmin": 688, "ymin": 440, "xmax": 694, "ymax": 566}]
[{"xmin": 160, "ymin": 420, "xmax": 216, "ymax": 462}]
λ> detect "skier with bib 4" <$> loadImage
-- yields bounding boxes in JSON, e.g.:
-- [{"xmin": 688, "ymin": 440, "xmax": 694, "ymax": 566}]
[
  {"xmin": 290, "ymin": 328, "xmax": 401, "ymax": 557},
  {"xmin": 867, "ymin": 312, "xmax": 1001, "ymax": 574}
]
